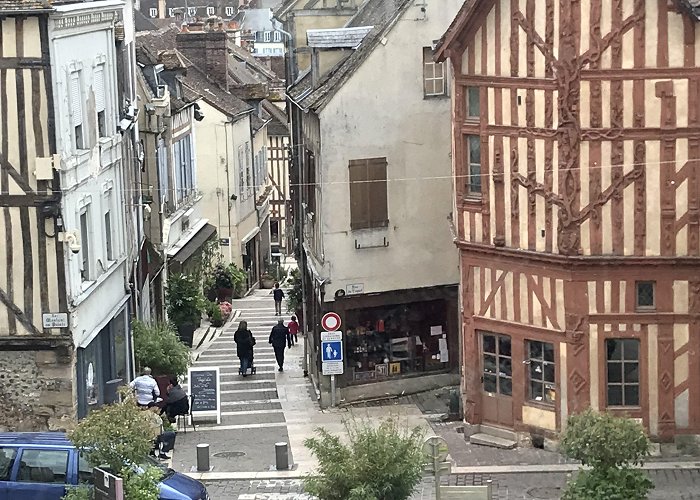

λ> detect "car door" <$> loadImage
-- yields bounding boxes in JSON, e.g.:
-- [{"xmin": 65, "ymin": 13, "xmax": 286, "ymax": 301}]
[{"xmin": 9, "ymin": 447, "xmax": 70, "ymax": 500}]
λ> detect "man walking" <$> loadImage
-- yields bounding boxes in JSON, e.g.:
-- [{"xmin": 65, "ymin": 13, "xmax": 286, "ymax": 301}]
[
  {"xmin": 273, "ymin": 282, "xmax": 284, "ymax": 316},
  {"xmin": 269, "ymin": 318, "xmax": 289, "ymax": 371}
]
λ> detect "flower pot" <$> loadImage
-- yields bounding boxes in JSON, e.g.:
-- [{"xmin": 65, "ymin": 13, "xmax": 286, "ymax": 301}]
[
  {"xmin": 261, "ymin": 276, "xmax": 275, "ymax": 289},
  {"xmin": 217, "ymin": 287, "xmax": 234, "ymax": 302},
  {"xmin": 176, "ymin": 323, "xmax": 197, "ymax": 348}
]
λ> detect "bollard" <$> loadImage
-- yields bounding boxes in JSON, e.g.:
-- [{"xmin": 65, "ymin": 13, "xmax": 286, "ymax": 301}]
[
  {"xmin": 196, "ymin": 444, "xmax": 210, "ymax": 472},
  {"xmin": 275, "ymin": 442, "xmax": 289, "ymax": 470}
]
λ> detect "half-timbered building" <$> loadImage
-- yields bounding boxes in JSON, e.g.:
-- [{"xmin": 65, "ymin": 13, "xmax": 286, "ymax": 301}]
[{"xmin": 436, "ymin": 0, "xmax": 700, "ymax": 442}]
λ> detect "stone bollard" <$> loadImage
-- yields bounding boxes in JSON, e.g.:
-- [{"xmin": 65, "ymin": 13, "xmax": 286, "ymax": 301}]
[
  {"xmin": 275, "ymin": 442, "xmax": 289, "ymax": 470},
  {"xmin": 196, "ymin": 444, "xmax": 210, "ymax": 472}
]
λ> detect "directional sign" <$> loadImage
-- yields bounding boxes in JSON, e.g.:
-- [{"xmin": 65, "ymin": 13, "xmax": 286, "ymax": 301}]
[{"xmin": 321, "ymin": 312, "xmax": 341, "ymax": 331}]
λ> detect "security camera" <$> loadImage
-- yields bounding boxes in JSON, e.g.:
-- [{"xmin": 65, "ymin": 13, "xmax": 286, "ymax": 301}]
[{"xmin": 61, "ymin": 231, "xmax": 81, "ymax": 254}]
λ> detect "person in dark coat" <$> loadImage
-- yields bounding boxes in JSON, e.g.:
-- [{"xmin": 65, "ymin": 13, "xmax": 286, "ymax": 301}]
[
  {"xmin": 234, "ymin": 320, "xmax": 256, "ymax": 377},
  {"xmin": 269, "ymin": 318, "xmax": 289, "ymax": 371},
  {"xmin": 161, "ymin": 378, "xmax": 189, "ymax": 423},
  {"xmin": 273, "ymin": 282, "xmax": 284, "ymax": 316}
]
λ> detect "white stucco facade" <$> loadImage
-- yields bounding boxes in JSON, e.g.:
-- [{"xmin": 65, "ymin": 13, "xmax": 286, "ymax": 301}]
[
  {"xmin": 313, "ymin": 1, "xmax": 462, "ymax": 300},
  {"xmin": 48, "ymin": 0, "xmax": 131, "ymax": 349}
]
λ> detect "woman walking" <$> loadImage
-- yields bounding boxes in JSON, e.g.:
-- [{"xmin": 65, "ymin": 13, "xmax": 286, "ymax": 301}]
[{"xmin": 234, "ymin": 320, "xmax": 255, "ymax": 377}]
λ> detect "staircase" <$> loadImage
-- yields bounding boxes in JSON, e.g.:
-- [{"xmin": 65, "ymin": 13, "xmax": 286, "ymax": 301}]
[{"xmin": 468, "ymin": 424, "xmax": 518, "ymax": 449}]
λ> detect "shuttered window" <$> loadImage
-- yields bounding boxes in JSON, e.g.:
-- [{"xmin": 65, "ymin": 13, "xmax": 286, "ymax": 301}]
[
  {"xmin": 70, "ymin": 72, "xmax": 84, "ymax": 149},
  {"xmin": 94, "ymin": 65, "xmax": 107, "ymax": 137},
  {"xmin": 348, "ymin": 158, "xmax": 388, "ymax": 230}
]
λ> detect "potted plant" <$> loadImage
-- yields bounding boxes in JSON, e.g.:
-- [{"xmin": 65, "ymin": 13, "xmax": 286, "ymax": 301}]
[
  {"xmin": 229, "ymin": 264, "xmax": 247, "ymax": 298},
  {"xmin": 133, "ymin": 321, "xmax": 191, "ymax": 379},
  {"xmin": 213, "ymin": 263, "xmax": 235, "ymax": 302},
  {"xmin": 166, "ymin": 273, "xmax": 204, "ymax": 347},
  {"xmin": 286, "ymin": 268, "xmax": 303, "ymax": 318},
  {"xmin": 209, "ymin": 304, "xmax": 224, "ymax": 327}
]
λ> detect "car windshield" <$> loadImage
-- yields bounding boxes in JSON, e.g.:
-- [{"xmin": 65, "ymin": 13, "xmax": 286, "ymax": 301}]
[{"xmin": 137, "ymin": 455, "xmax": 173, "ymax": 477}]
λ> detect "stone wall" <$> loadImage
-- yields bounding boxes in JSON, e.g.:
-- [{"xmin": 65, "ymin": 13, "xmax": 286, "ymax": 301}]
[{"xmin": 0, "ymin": 347, "xmax": 75, "ymax": 432}]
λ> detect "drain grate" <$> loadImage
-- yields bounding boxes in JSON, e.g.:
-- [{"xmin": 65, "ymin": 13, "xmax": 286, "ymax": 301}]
[
  {"xmin": 213, "ymin": 451, "xmax": 246, "ymax": 458},
  {"xmin": 527, "ymin": 487, "xmax": 562, "ymax": 499}
]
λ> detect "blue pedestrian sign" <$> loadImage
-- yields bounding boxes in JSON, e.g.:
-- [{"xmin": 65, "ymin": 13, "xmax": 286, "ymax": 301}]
[{"xmin": 322, "ymin": 341, "xmax": 343, "ymax": 361}]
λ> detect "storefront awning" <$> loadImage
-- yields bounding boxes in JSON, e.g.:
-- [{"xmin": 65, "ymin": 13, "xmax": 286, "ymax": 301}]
[
  {"xmin": 169, "ymin": 223, "xmax": 217, "ymax": 264},
  {"xmin": 241, "ymin": 226, "xmax": 261, "ymax": 245}
]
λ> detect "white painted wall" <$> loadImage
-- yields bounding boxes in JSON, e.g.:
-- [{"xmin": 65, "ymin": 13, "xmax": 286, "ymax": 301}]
[
  {"xmin": 49, "ymin": 1, "xmax": 131, "ymax": 348},
  {"xmin": 316, "ymin": 1, "xmax": 462, "ymax": 300},
  {"xmin": 193, "ymin": 100, "xmax": 256, "ymax": 266}
]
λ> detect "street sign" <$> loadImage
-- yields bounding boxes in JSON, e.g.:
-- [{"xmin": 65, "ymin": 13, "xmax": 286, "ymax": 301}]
[
  {"xmin": 42, "ymin": 313, "xmax": 68, "ymax": 328},
  {"xmin": 423, "ymin": 436, "xmax": 449, "ymax": 462},
  {"xmin": 321, "ymin": 331, "xmax": 344, "ymax": 376},
  {"xmin": 321, "ymin": 312, "xmax": 341, "ymax": 331}
]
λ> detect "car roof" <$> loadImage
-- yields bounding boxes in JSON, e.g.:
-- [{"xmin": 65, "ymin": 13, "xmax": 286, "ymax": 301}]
[{"xmin": 0, "ymin": 432, "xmax": 72, "ymax": 448}]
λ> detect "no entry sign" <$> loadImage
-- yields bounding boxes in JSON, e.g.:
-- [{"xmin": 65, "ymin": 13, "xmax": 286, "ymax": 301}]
[{"xmin": 321, "ymin": 312, "xmax": 341, "ymax": 331}]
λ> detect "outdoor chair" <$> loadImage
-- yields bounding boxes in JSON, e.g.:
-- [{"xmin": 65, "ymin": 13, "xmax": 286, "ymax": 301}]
[{"xmin": 177, "ymin": 394, "xmax": 196, "ymax": 433}]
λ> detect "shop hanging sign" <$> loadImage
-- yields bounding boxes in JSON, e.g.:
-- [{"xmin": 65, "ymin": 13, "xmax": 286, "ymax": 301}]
[{"xmin": 321, "ymin": 312, "xmax": 341, "ymax": 331}]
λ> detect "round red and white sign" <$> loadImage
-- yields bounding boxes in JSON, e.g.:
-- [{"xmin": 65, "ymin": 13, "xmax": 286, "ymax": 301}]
[{"xmin": 321, "ymin": 312, "xmax": 341, "ymax": 331}]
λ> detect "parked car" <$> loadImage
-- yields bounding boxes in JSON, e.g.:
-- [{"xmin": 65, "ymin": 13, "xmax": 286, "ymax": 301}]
[{"xmin": 0, "ymin": 432, "xmax": 209, "ymax": 500}]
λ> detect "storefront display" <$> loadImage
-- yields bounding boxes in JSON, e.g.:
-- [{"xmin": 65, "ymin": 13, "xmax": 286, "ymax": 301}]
[{"xmin": 345, "ymin": 299, "xmax": 451, "ymax": 384}]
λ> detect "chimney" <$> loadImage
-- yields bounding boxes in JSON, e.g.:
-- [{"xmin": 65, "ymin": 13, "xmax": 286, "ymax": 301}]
[
  {"xmin": 176, "ymin": 30, "xmax": 229, "ymax": 89},
  {"xmin": 158, "ymin": 0, "xmax": 166, "ymax": 18}
]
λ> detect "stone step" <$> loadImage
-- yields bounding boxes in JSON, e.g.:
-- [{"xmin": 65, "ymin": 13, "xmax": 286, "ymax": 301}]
[
  {"xmin": 469, "ymin": 433, "xmax": 517, "ymax": 449},
  {"xmin": 480, "ymin": 424, "xmax": 518, "ymax": 442}
]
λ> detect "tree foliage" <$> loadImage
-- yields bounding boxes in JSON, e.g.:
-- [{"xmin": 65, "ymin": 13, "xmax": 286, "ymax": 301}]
[
  {"xmin": 166, "ymin": 273, "xmax": 204, "ymax": 327},
  {"xmin": 560, "ymin": 409, "xmax": 653, "ymax": 500},
  {"xmin": 286, "ymin": 268, "xmax": 302, "ymax": 314},
  {"xmin": 303, "ymin": 418, "xmax": 425, "ymax": 500},
  {"xmin": 133, "ymin": 320, "xmax": 190, "ymax": 377}
]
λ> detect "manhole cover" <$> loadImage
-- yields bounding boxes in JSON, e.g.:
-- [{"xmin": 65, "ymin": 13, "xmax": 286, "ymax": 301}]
[
  {"xmin": 213, "ymin": 451, "xmax": 246, "ymax": 458},
  {"xmin": 527, "ymin": 487, "xmax": 562, "ymax": 499}
]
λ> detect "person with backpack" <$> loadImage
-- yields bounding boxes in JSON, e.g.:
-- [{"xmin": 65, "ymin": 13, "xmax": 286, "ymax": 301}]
[{"xmin": 234, "ymin": 320, "xmax": 256, "ymax": 377}]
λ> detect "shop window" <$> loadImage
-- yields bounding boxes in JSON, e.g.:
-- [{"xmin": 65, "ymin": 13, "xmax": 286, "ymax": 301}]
[
  {"xmin": 606, "ymin": 339, "xmax": 640, "ymax": 407},
  {"xmin": 481, "ymin": 334, "xmax": 512, "ymax": 396},
  {"xmin": 466, "ymin": 87, "xmax": 479, "ymax": 118},
  {"xmin": 346, "ymin": 300, "xmax": 449, "ymax": 383},
  {"xmin": 465, "ymin": 135, "xmax": 481, "ymax": 196},
  {"xmin": 423, "ymin": 46, "xmax": 446, "ymax": 97},
  {"xmin": 635, "ymin": 281, "xmax": 655, "ymax": 311},
  {"xmin": 17, "ymin": 449, "xmax": 69, "ymax": 483},
  {"xmin": 527, "ymin": 341, "xmax": 555, "ymax": 404},
  {"xmin": 348, "ymin": 157, "xmax": 388, "ymax": 230}
]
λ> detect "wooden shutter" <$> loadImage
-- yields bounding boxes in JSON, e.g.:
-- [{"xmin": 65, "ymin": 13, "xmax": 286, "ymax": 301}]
[
  {"xmin": 349, "ymin": 160, "xmax": 369, "ymax": 229},
  {"xmin": 70, "ymin": 73, "xmax": 82, "ymax": 126},
  {"xmin": 94, "ymin": 66, "xmax": 105, "ymax": 112},
  {"xmin": 367, "ymin": 158, "xmax": 388, "ymax": 227},
  {"xmin": 349, "ymin": 158, "xmax": 388, "ymax": 230}
]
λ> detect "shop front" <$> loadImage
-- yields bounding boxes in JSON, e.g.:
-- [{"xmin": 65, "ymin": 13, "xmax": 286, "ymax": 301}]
[
  {"xmin": 76, "ymin": 304, "xmax": 131, "ymax": 418},
  {"xmin": 330, "ymin": 286, "xmax": 459, "ymax": 402}
]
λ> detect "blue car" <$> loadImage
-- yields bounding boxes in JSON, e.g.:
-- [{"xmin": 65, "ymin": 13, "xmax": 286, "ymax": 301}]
[{"xmin": 0, "ymin": 432, "xmax": 209, "ymax": 500}]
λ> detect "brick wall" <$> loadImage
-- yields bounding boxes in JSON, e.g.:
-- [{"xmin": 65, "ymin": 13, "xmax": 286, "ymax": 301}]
[
  {"xmin": 176, "ymin": 30, "xmax": 228, "ymax": 87},
  {"xmin": 0, "ymin": 349, "xmax": 75, "ymax": 432}
]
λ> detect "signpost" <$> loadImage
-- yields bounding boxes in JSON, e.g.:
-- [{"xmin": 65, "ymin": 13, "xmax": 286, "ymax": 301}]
[
  {"xmin": 321, "ymin": 312, "xmax": 341, "ymax": 332},
  {"xmin": 94, "ymin": 467, "xmax": 124, "ymax": 500},
  {"xmin": 188, "ymin": 367, "xmax": 221, "ymax": 424},
  {"xmin": 423, "ymin": 436, "xmax": 451, "ymax": 500},
  {"xmin": 321, "ymin": 328, "xmax": 343, "ymax": 407}
]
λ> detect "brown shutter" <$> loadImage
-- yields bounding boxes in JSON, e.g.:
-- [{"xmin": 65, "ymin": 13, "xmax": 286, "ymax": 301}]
[
  {"xmin": 349, "ymin": 159, "xmax": 369, "ymax": 229},
  {"xmin": 367, "ymin": 157, "xmax": 388, "ymax": 228}
]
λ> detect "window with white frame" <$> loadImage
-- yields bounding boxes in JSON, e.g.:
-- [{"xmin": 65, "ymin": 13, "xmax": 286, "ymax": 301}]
[
  {"xmin": 238, "ymin": 144, "xmax": 246, "ymax": 198},
  {"xmin": 103, "ymin": 188, "xmax": 114, "ymax": 262},
  {"xmin": 225, "ymin": 6, "xmax": 234, "ymax": 16},
  {"xmin": 188, "ymin": 7, "xmax": 196, "ymax": 16},
  {"xmin": 263, "ymin": 31, "xmax": 271, "ymax": 42},
  {"xmin": 273, "ymin": 31, "xmax": 281, "ymax": 42},
  {"xmin": 149, "ymin": 7, "xmax": 157, "ymax": 17},
  {"xmin": 80, "ymin": 208, "xmax": 91, "ymax": 281},
  {"xmin": 69, "ymin": 71, "xmax": 84, "ymax": 150},
  {"xmin": 94, "ymin": 64, "xmax": 107, "ymax": 138},
  {"xmin": 245, "ymin": 142, "xmax": 253, "ymax": 197},
  {"xmin": 423, "ymin": 46, "xmax": 446, "ymax": 97},
  {"xmin": 174, "ymin": 134, "xmax": 194, "ymax": 203},
  {"xmin": 157, "ymin": 139, "xmax": 170, "ymax": 208},
  {"xmin": 168, "ymin": 8, "xmax": 174, "ymax": 17},
  {"xmin": 206, "ymin": 6, "xmax": 214, "ymax": 15}
]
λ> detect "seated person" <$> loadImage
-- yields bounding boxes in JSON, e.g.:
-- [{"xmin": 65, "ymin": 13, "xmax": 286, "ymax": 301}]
[
  {"xmin": 145, "ymin": 407, "xmax": 175, "ymax": 460},
  {"xmin": 161, "ymin": 378, "xmax": 189, "ymax": 423},
  {"xmin": 129, "ymin": 367, "xmax": 160, "ymax": 408}
]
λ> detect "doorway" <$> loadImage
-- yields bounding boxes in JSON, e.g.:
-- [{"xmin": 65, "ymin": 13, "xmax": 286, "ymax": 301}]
[{"xmin": 480, "ymin": 332, "xmax": 514, "ymax": 427}]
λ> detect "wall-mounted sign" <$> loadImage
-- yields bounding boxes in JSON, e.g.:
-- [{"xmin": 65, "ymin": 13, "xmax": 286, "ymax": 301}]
[
  {"xmin": 42, "ymin": 313, "xmax": 69, "ymax": 329},
  {"xmin": 345, "ymin": 283, "xmax": 364, "ymax": 295},
  {"xmin": 219, "ymin": 238, "xmax": 230, "ymax": 247}
]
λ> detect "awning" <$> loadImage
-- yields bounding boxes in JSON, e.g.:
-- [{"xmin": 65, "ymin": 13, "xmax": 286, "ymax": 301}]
[
  {"xmin": 241, "ymin": 226, "xmax": 261, "ymax": 245},
  {"xmin": 169, "ymin": 223, "xmax": 217, "ymax": 264}
]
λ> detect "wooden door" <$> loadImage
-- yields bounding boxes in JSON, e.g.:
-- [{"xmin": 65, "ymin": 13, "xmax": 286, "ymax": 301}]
[{"xmin": 480, "ymin": 332, "xmax": 514, "ymax": 427}]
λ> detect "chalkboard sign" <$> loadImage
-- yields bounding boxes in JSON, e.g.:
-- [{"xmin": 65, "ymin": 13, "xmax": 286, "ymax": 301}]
[{"xmin": 187, "ymin": 367, "xmax": 221, "ymax": 424}]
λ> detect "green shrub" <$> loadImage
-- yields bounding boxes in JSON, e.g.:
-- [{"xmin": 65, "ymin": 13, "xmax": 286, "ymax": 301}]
[
  {"xmin": 133, "ymin": 321, "xmax": 190, "ymax": 378},
  {"xmin": 62, "ymin": 485, "xmax": 93, "ymax": 500},
  {"xmin": 123, "ymin": 466, "xmax": 162, "ymax": 500},
  {"xmin": 560, "ymin": 409, "xmax": 653, "ymax": 500},
  {"xmin": 303, "ymin": 418, "xmax": 425, "ymax": 500},
  {"xmin": 166, "ymin": 273, "xmax": 204, "ymax": 327},
  {"xmin": 286, "ymin": 268, "xmax": 302, "ymax": 314}
]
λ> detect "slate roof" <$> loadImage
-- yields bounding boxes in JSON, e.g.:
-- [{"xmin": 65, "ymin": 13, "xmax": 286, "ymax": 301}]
[
  {"xmin": 678, "ymin": 0, "xmax": 700, "ymax": 21},
  {"xmin": 262, "ymin": 99, "xmax": 289, "ymax": 135},
  {"xmin": 306, "ymin": 26, "xmax": 372, "ymax": 48},
  {"xmin": 287, "ymin": 0, "xmax": 413, "ymax": 112},
  {"xmin": 134, "ymin": 8, "xmax": 159, "ymax": 31},
  {"xmin": 180, "ymin": 61, "xmax": 253, "ymax": 118},
  {"xmin": 0, "ymin": 0, "xmax": 51, "ymax": 12}
]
